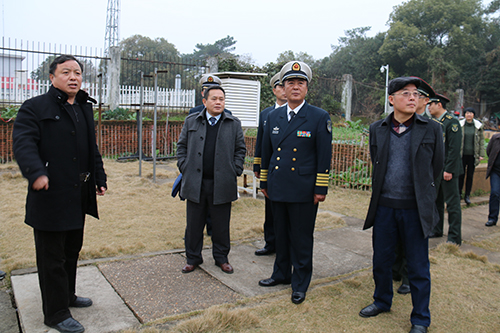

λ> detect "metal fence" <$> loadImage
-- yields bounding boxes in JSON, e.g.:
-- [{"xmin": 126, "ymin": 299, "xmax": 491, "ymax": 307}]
[
  {"xmin": 0, "ymin": 120, "xmax": 372, "ymax": 190},
  {"xmin": 0, "ymin": 38, "xmax": 373, "ymax": 189},
  {"xmin": 0, "ymin": 38, "xmax": 208, "ymax": 113}
]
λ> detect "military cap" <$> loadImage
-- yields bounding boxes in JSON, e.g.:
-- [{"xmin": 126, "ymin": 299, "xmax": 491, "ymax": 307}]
[
  {"xmin": 199, "ymin": 74, "xmax": 222, "ymax": 88},
  {"xmin": 410, "ymin": 76, "xmax": 435, "ymax": 98},
  {"xmin": 270, "ymin": 73, "xmax": 281, "ymax": 88},
  {"xmin": 279, "ymin": 61, "xmax": 312, "ymax": 82},
  {"xmin": 428, "ymin": 93, "xmax": 450, "ymax": 105},
  {"xmin": 464, "ymin": 107, "xmax": 475, "ymax": 116},
  {"xmin": 388, "ymin": 77, "xmax": 421, "ymax": 95}
]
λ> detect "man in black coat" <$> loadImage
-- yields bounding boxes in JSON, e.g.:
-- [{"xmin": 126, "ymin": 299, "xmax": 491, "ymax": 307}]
[
  {"xmin": 359, "ymin": 77, "xmax": 444, "ymax": 333},
  {"xmin": 253, "ymin": 73, "xmax": 287, "ymax": 256},
  {"xmin": 258, "ymin": 61, "xmax": 332, "ymax": 305},
  {"xmin": 13, "ymin": 55, "xmax": 107, "ymax": 333}
]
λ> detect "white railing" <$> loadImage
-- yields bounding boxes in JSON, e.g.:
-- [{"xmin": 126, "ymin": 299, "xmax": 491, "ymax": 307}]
[{"xmin": 0, "ymin": 78, "xmax": 196, "ymax": 108}]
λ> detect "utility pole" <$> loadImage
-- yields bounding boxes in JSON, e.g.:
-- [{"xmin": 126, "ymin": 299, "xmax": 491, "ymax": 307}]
[
  {"xmin": 104, "ymin": 0, "xmax": 121, "ymax": 110},
  {"xmin": 380, "ymin": 64, "xmax": 389, "ymax": 114}
]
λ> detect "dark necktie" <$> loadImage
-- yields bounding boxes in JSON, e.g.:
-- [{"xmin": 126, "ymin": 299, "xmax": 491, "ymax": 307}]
[
  {"xmin": 209, "ymin": 117, "xmax": 216, "ymax": 126},
  {"xmin": 289, "ymin": 111, "xmax": 296, "ymax": 123}
]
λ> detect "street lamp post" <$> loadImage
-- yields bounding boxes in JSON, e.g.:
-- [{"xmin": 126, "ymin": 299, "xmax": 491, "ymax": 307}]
[{"xmin": 380, "ymin": 64, "xmax": 389, "ymax": 114}]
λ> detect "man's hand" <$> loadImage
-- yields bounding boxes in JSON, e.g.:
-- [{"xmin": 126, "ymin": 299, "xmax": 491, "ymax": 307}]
[
  {"xmin": 32, "ymin": 175, "xmax": 49, "ymax": 190},
  {"xmin": 444, "ymin": 171, "xmax": 453, "ymax": 181},
  {"xmin": 261, "ymin": 188, "xmax": 269, "ymax": 199},
  {"xmin": 254, "ymin": 171, "xmax": 260, "ymax": 179},
  {"xmin": 314, "ymin": 194, "xmax": 326, "ymax": 205},
  {"xmin": 96, "ymin": 186, "xmax": 107, "ymax": 196}
]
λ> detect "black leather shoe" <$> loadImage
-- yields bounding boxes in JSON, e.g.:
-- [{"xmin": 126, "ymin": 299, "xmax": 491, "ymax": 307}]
[
  {"xmin": 69, "ymin": 296, "xmax": 92, "ymax": 308},
  {"xmin": 486, "ymin": 220, "xmax": 497, "ymax": 227},
  {"xmin": 291, "ymin": 291, "xmax": 306, "ymax": 304},
  {"xmin": 409, "ymin": 324, "xmax": 428, "ymax": 333},
  {"xmin": 359, "ymin": 303, "xmax": 388, "ymax": 318},
  {"xmin": 397, "ymin": 283, "xmax": 411, "ymax": 295},
  {"xmin": 0, "ymin": 270, "xmax": 6, "ymax": 280},
  {"xmin": 49, "ymin": 317, "xmax": 85, "ymax": 333},
  {"xmin": 258, "ymin": 278, "xmax": 290, "ymax": 287},
  {"xmin": 464, "ymin": 195, "xmax": 471, "ymax": 205},
  {"xmin": 255, "ymin": 247, "xmax": 275, "ymax": 256},
  {"xmin": 428, "ymin": 232, "xmax": 443, "ymax": 238}
]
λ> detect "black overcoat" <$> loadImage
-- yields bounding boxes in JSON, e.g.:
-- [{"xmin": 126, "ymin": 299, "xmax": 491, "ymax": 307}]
[
  {"xmin": 13, "ymin": 85, "xmax": 107, "ymax": 231},
  {"xmin": 363, "ymin": 113, "xmax": 444, "ymax": 237}
]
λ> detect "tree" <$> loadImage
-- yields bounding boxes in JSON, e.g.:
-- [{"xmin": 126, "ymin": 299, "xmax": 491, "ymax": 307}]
[
  {"xmin": 189, "ymin": 35, "xmax": 237, "ymax": 61},
  {"xmin": 379, "ymin": 0, "xmax": 489, "ymax": 93},
  {"xmin": 319, "ymin": 27, "xmax": 385, "ymax": 83},
  {"xmin": 275, "ymin": 50, "xmax": 315, "ymax": 64},
  {"xmin": 118, "ymin": 35, "xmax": 182, "ymax": 87},
  {"xmin": 316, "ymin": 28, "xmax": 386, "ymax": 115}
]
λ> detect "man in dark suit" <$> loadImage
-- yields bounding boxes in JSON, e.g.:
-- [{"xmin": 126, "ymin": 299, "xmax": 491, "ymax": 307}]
[
  {"xmin": 359, "ymin": 77, "xmax": 444, "ymax": 333},
  {"xmin": 13, "ymin": 55, "xmax": 107, "ymax": 333},
  {"xmin": 177, "ymin": 85, "xmax": 246, "ymax": 275},
  {"xmin": 253, "ymin": 73, "xmax": 287, "ymax": 256},
  {"xmin": 258, "ymin": 61, "xmax": 332, "ymax": 304}
]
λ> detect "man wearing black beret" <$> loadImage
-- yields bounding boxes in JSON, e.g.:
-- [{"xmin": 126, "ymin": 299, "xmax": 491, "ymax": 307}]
[{"xmin": 359, "ymin": 77, "xmax": 444, "ymax": 333}]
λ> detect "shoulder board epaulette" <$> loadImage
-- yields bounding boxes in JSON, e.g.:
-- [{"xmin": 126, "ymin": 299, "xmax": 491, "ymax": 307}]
[{"xmin": 445, "ymin": 114, "xmax": 453, "ymax": 119}]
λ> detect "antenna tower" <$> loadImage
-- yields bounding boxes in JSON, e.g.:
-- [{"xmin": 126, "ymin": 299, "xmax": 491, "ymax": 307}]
[{"xmin": 104, "ymin": 0, "xmax": 120, "ymax": 55}]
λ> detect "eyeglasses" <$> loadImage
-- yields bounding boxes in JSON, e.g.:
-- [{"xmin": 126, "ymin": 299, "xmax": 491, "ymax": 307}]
[{"xmin": 392, "ymin": 91, "xmax": 420, "ymax": 99}]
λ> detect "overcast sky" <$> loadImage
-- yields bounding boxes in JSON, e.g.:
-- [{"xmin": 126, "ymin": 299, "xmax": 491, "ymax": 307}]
[{"xmin": 1, "ymin": 0, "xmax": 493, "ymax": 66}]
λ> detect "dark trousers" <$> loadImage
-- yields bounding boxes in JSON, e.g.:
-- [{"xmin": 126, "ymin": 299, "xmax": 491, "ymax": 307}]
[
  {"xmin": 488, "ymin": 171, "xmax": 500, "ymax": 223},
  {"xmin": 372, "ymin": 206, "xmax": 431, "ymax": 327},
  {"xmin": 270, "ymin": 201, "xmax": 318, "ymax": 293},
  {"xmin": 433, "ymin": 174, "xmax": 462, "ymax": 244},
  {"xmin": 263, "ymin": 196, "xmax": 275, "ymax": 251},
  {"xmin": 34, "ymin": 228, "xmax": 84, "ymax": 326},
  {"xmin": 459, "ymin": 155, "xmax": 475, "ymax": 197},
  {"xmin": 185, "ymin": 179, "xmax": 231, "ymax": 265},
  {"xmin": 392, "ymin": 239, "xmax": 409, "ymax": 285},
  {"xmin": 33, "ymin": 182, "xmax": 89, "ymax": 326}
]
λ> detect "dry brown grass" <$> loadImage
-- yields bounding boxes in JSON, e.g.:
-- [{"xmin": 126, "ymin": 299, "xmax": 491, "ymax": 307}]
[
  {"xmin": 0, "ymin": 159, "xmax": 354, "ymax": 272},
  {"xmin": 470, "ymin": 233, "xmax": 500, "ymax": 253},
  {"xmin": 3, "ymin": 160, "xmax": 500, "ymax": 332}
]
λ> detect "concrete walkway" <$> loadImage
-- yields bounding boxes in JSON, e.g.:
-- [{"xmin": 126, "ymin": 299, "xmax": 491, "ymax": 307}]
[{"xmin": 4, "ymin": 196, "xmax": 500, "ymax": 332}]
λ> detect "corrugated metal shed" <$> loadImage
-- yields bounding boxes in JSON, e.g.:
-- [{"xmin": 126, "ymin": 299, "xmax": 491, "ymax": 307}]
[{"xmin": 214, "ymin": 72, "xmax": 267, "ymax": 128}]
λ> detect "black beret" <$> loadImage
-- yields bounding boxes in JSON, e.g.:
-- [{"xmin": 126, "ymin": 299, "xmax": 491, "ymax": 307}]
[{"xmin": 388, "ymin": 77, "xmax": 421, "ymax": 95}]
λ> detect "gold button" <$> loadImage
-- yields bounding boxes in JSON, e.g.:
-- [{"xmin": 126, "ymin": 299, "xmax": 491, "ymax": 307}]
[
  {"xmin": 275, "ymin": 166, "xmax": 279, "ymax": 169},
  {"xmin": 292, "ymin": 158, "xmax": 296, "ymax": 161},
  {"xmin": 291, "ymin": 167, "xmax": 295, "ymax": 171},
  {"xmin": 277, "ymin": 148, "xmax": 281, "ymax": 151},
  {"xmin": 293, "ymin": 148, "xmax": 297, "ymax": 152},
  {"xmin": 277, "ymin": 157, "xmax": 280, "ymax": 161}
]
